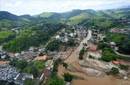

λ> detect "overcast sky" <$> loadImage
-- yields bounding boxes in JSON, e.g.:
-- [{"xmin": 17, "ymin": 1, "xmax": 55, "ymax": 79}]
[{"xmin": 0, "ymin": 0, "xmax": 130, "ymax": 15}]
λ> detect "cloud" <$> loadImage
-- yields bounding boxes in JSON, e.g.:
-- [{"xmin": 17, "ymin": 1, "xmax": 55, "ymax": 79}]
[{"xmin": 0, "ymin": 0, "xmax": 130, "ymax": 15}]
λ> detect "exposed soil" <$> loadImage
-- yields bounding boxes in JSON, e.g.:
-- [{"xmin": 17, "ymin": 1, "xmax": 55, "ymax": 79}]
[{"xmin": 72, "ymin": 76, "xmax": 130, "ymax": 85}]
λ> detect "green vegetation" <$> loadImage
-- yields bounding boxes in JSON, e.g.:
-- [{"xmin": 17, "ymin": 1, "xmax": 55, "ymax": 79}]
[
  {"xmin": 68, "ymin": 13, "xmax": 87, "ymax": 25},
  {"xmin": 110, "ymin": 67, "xmax": 119, "ymax": 75},
  {"xmin": 119, "ymin": 64, "xmax": 129, "ymax": 70},
  {"xmin": 79, "ymin": 47, "xmax": 85, "ymax": 60},
  {"xmin": 0, "ymin": 7, "xmax": 130, "ymax": 85},
  {"xmin": 66, "ymin": 39, "xmax": 76, "ymax": 47},
  {"xmin": 118, "ymin": 39, "xmax": 130, "ymax": 55},
  {"xmin": 46, "ymin": 40, "xmax": 61, "ymax": 51},
  {"xmin": 47, "ymin": 59, "xmax": 65, "ymax": 85},
  {"xmin": 106, "ymin": 33, "xmax": 127, "ymax": 44},
  {"xmin": 0, "ymin": 31, "xmax": 15, "ymax": 44},
  {"xmin": 62, "ymin": 62, "xmax": 68, "ymax": 69},
  {"xmin": 10, "ymin": 59, "xmax": 28, "ymax": 70},
  {"xmin": 52, "ymin": 59, "xmax": 63, "ymax": 75},
  {"xmin": 0, "ymin": 80, "xmax": 16, "ymax": 85},
  {"xmin": 10, "ymin": 59, "xmax": 45, "ymax": 77},
  {"xmin": 3, "ymin": 23, "xmax": 63, "ymax": 52},
  {"xmin": 23, "ymin": 61, "xmax": 45, "ymax": 77},
  {"xmin": 1, "ymin": 8, "xmax": 130, "ymax": 53},
  {"xmin": 63, "ymin": 73, "xmax": 73, "ymax": 82},
  {"xmin": 24, "ymin": 79, "xmax": 38, "ymax": 85},
  {"xmin": 3, "ymin": 29, "xmax": 37, "ymax": 52},
  {"xmin": 0, "ymin": 20, "xmax": 14, "ymax": 29},
  {"xmin": 101, "ymin": 48, "xmax": 117, "ymax": 62},
  {"xmin": 98, "ymin": 41, "xmax": 109, "ymax": 49},
  {"xmin": 39, "ymin": 12, "xmax": 54, "ymax": 18},
  {"xmin": 47, "ymin": 76, "xmax": 65, "ymax": 85},
  {"xmin": 93, "ymin": 17, "xmax": 113, "ymax": 29},
  {"xmin": 106, "ymin": 33, "xmax": 130, "ymax": 55}
]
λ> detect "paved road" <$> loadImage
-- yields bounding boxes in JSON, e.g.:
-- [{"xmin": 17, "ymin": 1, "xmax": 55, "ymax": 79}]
[{"xmin": 114, "ymin": 50, "xmax": 130, "ymax": 57}]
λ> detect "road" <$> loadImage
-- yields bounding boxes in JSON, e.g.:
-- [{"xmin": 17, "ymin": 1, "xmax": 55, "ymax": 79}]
[
  {"xmin": 65, "ymin": 30, "xmax": 92, "ymax": 63},
  {"xmin": 114, "ymin": 50, "xmax": 130, "ymax": 57}
]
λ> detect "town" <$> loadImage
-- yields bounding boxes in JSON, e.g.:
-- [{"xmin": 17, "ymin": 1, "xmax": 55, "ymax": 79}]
[
  {"xmin": 0, "ymin": 1, "xmax": 130, "ymax": 85},
  {"xmin": 0, "ymin": 25, "xmax": 130, "ymax": 85}
]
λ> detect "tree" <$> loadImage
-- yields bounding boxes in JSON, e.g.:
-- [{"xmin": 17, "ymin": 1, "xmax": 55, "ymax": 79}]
[
  {"xmin": 24, "ymin": 79, "xmax": 38, "ymax": 85},
  {"xmin": 10, "ymin": 59, "xmax": 28, "ymax": 70},
  {"xmin": 119, "ymin": 64, "xmax": 129, "ymax": 70},
  {"xmin": 66, "ymin": 39, "xmax": 76, "ymax": 47},
  {"xmin": 110, "ymin": 67, "xmax": 119, "ymax": 75},
  {"xmin": 3, "ymin": 23, "xmax": 63, "ymax": 52},
  {"xmin": 101, "ymin": 48, "xmax": 117, "ymax": 62},
  {"xmin": 79, "ymin": 47, "xmax": 85, "ymax": 60},
  {"xmin": 118, "ymin": 40, "xmax": 130, "ymax": 55},
  {"xmin": 62, "ymin": 62, "xmax": 68, "ymax": 69},
  {"xmin": 98, "ymin": 42, "xmax": 109, "ymax": 49},
  {"xmin": 53, "ymin": 59, "xmax": 62, "ymax": 74},
  {"xmin": 47, "ymin": 76, "xmax": 65, "ymax": 85},
  {"xmin": 63, "ymin": 73, "xmax": 73, "ymax": 82},
  {"xmin": 10, "ymin": 59, "xmax": 45, "ymax": 78},
  {"xmin": 46, "ymin": 40, "xmax": 61, "ymax": 51}
]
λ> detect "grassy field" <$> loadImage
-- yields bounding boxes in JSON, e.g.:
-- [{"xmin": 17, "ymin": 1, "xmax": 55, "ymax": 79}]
[{"xmin": 0, "ymin": 31, "xmax": 15, "ymax": 44}]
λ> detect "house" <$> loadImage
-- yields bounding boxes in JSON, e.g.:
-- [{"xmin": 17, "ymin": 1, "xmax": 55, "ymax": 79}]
[
  {"xmin": 110, "ymin": 42, "xmax": 116, "ymax": 48},
  {"xmin": 38, "ymin": 48, "xmax": 45, "ymax": 52},
  {"xmin": 14, "ymin": 73, "xmax": 33, "ymax": 85},
  {"xmin": 112, "ymin": 61, "xmax": 120, "ymax": 65},
  {"xmin": 0, "ymin": 51, "xmax": 9, "ymax": 59},
  {"xmin": 29, "ymin": 47, "xmax": 35, "ymax": 52},
  {"xmin": 39, "ymin": 68, "xmax": 51, "ymax": 82},
  {"xmin": 39, "ymin": 60, "xmax": 54, "ymax": 81},
  {"xmin": 0, "ymin": 61, "xmax": 9, "ymax": 65},
  {"xmin": 15, "ymin": 53, "xmax": 20, "ymax": 57},
  {"xmin": 88, "ymin": 43, "xmax": 98, "ymax": 52},
  {"xmin": 43, "ymin": 69, "xmax": 51, "ymax": 78},
  {"xmin": 69, "ymin": 33, "xmax": 74, "ymax": 37},
  {"xmin": 45, "ymin": 60, "xmax": 54, "ymax": 69},
  {"xmin": 0, "ymin": 65, "xmax": 19, "ymax": 81},
  {"xmin": 110, "ymin": 42, "xmax": 116, "ymax": 46},
  {"xmin": 55, "ymin": 35, "xmax": 60, "ymax": 39}
]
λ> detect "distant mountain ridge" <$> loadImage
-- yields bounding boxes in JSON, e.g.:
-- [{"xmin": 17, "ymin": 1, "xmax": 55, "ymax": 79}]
[
  {"xmin": 0, "ymin": 6, "xmax": 130, "ymax": 26},
  {"xmin": 0, "ymin": 11, "xmax": 19, "ymax": 20}
]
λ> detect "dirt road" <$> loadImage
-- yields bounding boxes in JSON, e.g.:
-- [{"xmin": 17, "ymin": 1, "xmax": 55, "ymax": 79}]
[{"xmin": 65, "ymin": 30, "xmax": 92, "ymax": 63}]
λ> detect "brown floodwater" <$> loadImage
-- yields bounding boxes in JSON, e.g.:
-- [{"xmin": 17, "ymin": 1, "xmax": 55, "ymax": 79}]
[{"xmin": 72, "ymin": 76, "xmax": 130, "ymax": 85}]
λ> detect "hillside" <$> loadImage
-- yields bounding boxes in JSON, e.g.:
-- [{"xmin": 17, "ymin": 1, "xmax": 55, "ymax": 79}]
[
  {"xmin": 0, "ymin": 7, "xmax": 130, "ymax": 27},
  {"xmin": 0, "ymin": 7, "xmax": 130, "ymax": 52},
  {"xmin": 38, "ymin": 8, "xmax": 130, "ymax": 25}
]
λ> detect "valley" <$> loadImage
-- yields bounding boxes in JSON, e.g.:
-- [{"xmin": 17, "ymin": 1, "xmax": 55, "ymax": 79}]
[{"xmin": 0, "ymin": 6, "xmax": 130, "ymax": 85}]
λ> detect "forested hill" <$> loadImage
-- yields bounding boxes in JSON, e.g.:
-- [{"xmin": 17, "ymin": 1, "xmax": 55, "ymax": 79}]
[
  {"xmin": 0, "ymin": 7, "xmax": 130, "ymax": 28},
  {"xmin": 0, "ymin": 7, "xmax": 130, "ymax": 52}
]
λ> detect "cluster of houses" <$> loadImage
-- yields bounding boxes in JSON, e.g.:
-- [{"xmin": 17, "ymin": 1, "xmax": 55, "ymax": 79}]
[
  {"xmin": 0, "ymin": 65, "xmax": 18, "ymax": 81},
  {"xmin": 110, "ymin": 28, "xmax": 130, "ymax": 34},
  {"xmin": 55, "ymin": 28, "xmax": 77, "ymax": 43},
  {"xmin": 55, "ymin": 26, "xmax": 88, "ymax": 44},
  {"xmin": 14, "ymin": 73, "xmax": 33, "ymax": 85},
  {"xmin": 0, "ymin": 51, "xmax": 10, "ymax": 60},
  {"xmin": 39, "ymin": 60, "xmax": 54, "ymax": 84},
  {"xmin": 0, "ymin": 65, "xmax": 33, "ymax": 85},
  {"xmin": 92, "ymin": 29, "xmax": 105, "ymax": 43},
  {"xmin": 0, "ymin": 45, "xmax": 54, "ymax": 85},
  {"xmin": 8, "ymin": 47, "xmax": 46, "ymax": 61}
]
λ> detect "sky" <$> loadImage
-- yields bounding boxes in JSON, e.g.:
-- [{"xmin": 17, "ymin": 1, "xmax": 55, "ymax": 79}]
[{"xmin": 0, "ymin": 0, "xmax": 130, "ymax": 15}]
